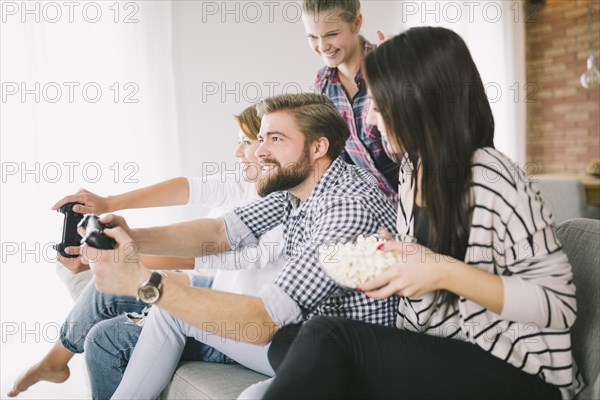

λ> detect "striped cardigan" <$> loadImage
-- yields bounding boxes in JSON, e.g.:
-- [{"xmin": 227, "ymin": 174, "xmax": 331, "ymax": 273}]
[{"xmin": 395, "ymin": 147, "xmax": 583, "ymax": 399}]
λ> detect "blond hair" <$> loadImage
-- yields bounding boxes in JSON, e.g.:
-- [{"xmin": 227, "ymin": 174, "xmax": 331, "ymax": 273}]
[
  {"xmin": 234, "ymin": 105, "xmax": 261, "ymax": 140},
  {"xmin": 302, "ymin": 0, "xmax": 361, "ymax": 23}
]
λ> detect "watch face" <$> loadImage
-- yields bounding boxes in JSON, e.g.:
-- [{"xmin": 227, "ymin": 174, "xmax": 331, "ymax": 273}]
[{"xmin": 138, "ymin": 284, "xmax": 160, "ymax": 303}]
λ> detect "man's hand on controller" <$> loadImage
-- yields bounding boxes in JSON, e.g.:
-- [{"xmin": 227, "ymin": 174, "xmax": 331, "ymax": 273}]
[
  {"xmin": 79, "ymin": 214, "xmax": 151, "ymax": 297},
  {"xmin": 77, "ymin": 214, "xmax": 133, "ymax": 239}
]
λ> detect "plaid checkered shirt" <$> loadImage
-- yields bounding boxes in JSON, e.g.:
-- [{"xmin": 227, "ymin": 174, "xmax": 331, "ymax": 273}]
[
  {"xmin": 313, "ymin": 37, "xmax": 399, "ymax": 203},
  {"xmin": 221, "ymin": 157, "xmax": 399, "ymax": 327}
]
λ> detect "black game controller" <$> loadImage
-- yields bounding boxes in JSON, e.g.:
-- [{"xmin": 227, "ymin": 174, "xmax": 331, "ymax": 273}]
[
  {"xmin": 78, "ymin": 214, "xmax": 117, "ymax": 250},
  {"xmin": 54, "ymin": 202, "xmax": 84, "ymax": 258}
]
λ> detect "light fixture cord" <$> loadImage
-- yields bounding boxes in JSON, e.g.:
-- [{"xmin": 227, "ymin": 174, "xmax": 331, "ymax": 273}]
[{"xmin": 589, "ymin": 1, "xmax": 594, "ymax": 53}]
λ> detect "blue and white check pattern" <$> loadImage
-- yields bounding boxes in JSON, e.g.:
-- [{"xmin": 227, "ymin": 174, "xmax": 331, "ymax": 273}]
[{"xmin": 231, "ymin": 157, "xmax": 399, "ymax": 326}]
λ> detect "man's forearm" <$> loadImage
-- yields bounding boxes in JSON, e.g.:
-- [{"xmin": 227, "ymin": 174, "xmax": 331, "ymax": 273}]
[
  {"xmin": 156, "ymin": 278, "xmax": 278, "ymax": 345},
  {"xmin": 138, "ymin": 254, "xmax": 195, "ymax": 270},
  {"xmin": 132, "ymin": 218, "xmax": 230, "ymax": 257}
]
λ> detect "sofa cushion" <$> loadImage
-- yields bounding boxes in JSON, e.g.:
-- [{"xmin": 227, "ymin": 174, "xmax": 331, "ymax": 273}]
[
  {"xmin": 536, "ymin": 177, "xmax": 587, "ymax": 224},
  {"xmin": 161, "ymin": 218, "xmax": 599, "ymax": 400},
  {"xmin": 555, "ymin": 218, "xmax": 600, "ymax": 399},
  {"xmin": 160, "ymin": 361, "xmax": 268, "ymax": 400}
]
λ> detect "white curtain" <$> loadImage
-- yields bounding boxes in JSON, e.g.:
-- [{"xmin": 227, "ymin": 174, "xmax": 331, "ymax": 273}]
[
  {"xmin": 1, "ymin": 2, "xmax": 180, "ymax": 397},
  {"xmin": 0, "ymin": 1, "xmax": 527, "ymax": 397},
  {"xmin": 396, "ymin": 0, "xmax": 527, "ymax": 164}
]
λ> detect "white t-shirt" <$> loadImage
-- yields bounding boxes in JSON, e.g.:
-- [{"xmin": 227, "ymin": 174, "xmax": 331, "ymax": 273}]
[{"xmin": 186, "ymin": 176, "xmax": 284, "ymax": 296}]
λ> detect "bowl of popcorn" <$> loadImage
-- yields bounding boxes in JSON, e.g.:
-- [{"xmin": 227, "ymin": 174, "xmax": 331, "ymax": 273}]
[{"xmin": 317, "ymin": 234, "xmax": 416, "ymax": 290}]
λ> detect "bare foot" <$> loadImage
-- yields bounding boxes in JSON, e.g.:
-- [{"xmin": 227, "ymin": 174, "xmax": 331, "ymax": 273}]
[{"xmin": 7, "ymin": 361, "xmax": 70, "ymax": 397}]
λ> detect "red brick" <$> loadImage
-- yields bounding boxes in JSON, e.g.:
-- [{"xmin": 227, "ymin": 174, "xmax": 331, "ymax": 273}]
[
  {"xmin": 529, "ymin": 24, "xmax": 553, "ymax": 35},
  {"xmin": 565, "ymin": 95, "xmax": 588, "ymax": 103},
  {"xmin": 565, "ymin": 146, "xmax": 589, "ymax": 155},
  {"xmin": 555, "ymin": 120, "xmax": 579, "ymax": 129},
  {"xmin": 576, "ymin": 120, "xmax": 599, "ymax": 128},
  {"xmin": 554, "ymin": 87, "xmax": 579, "ymax": 98},
  {"xmin": 552, "ymin": 103, "xmax": 576, "ymax": 113},
  {"xmin": 577, "ymin": 50, "xmax": 594, "ymax": 60},
  {"xmin": 565, "ymin": 112, "xmax": 590, "ymax": 122},
  {"xmin": 566, "ymin": 128, "xmax": 590, "ymax": 136},
  {"xmin": 553, "ymin": 37, "xmax": 579, "ymax": 48},
  {"xmin": 580, "ymin": 102, "xmax": 600, "ymax": 111},
  {"xmin": 564, "ymin": 7, "xmax": 585, "ymax": 19},
  {"xmin": 554, "ymin": 54, "xmax": 580, "ymax": 64},
  {"xmin": 545, "ymin": 47, "xmax": 568, "ymax": 58},
  {"xmin": 566, "ymin": 25, "xmax": 587, "ymax": 36},
  {"xmin": 526, "ymin": 0, "xmax": 599, "ymax": 171}
]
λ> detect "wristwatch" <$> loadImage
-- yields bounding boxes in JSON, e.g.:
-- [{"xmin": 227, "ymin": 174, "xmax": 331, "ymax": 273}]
[{"xmin": 137, "ymin": 272, "xmax": 163, "ymax": 304}]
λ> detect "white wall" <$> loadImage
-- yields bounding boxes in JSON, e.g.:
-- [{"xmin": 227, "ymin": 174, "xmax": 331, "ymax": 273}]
[
  {"xmin": 1, "ymin": 2, "xmax": 183, "ymax": 398},
  {"xmin": 170, "ymin": 0, "xmax": 526, "ymax": 192},
  {"xmin": 396, "ymin": 0, "xmax": 526, "ymax": 164},
  {"xmin": 0, "ymin": 2, "xmax": 405, "ymax": 398},
  {"xmin": 0, "ymin": 1, "xmax": 524, "ymax": 398},
  {"xmin": 171, "ymin": 1, "xmax": 405, "ymax": 204}
]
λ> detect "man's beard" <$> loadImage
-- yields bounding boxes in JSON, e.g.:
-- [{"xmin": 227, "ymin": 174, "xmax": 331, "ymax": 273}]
[{"xmin": 257, "ymin": 146, "xmax": 312, "ymax": 197}]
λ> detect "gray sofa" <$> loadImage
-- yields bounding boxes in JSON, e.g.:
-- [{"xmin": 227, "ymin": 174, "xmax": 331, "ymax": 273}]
[
  {"xmin": 57, "ymin": 218, "xmax": 599, "ymax": 399},
  {"xmin": 555, "ymin": 218, "xmax": 600, "ymax": 400},
  {"xmin": 159, "ymin": 218, "xmax": 600, "ymax": 399},
  {"xmin": 160, "ymin": 362, "xmax": 268, "ymax": 399},
  {"xmin": 536, "ymin": 176, "xmax": 600, "ymax": 224}
]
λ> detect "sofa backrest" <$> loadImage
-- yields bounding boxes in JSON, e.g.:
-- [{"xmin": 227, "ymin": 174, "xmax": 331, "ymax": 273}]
[
  {"xmin": 555, "ymin": 218, "xmax": 600, "ymax": 399},
  {"xmin": 537, "ymin": 177, "xmax": 588, "ymax": 224}
]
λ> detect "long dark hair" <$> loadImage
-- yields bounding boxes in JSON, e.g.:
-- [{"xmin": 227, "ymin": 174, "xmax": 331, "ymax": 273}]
[{"xmin": 364, "ymin": 27, "xmax": 495, "ymax": 261}]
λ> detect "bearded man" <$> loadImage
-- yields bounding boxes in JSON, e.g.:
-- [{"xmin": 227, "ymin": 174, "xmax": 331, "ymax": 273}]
[{"xmin": 84, "ymin": 93, "xmax": 399, "ymax": 399}]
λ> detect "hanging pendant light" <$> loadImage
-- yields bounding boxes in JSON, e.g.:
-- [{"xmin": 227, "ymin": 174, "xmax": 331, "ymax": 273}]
[{"xmin": 580, "ymin": 2, "xmax": 600, "ymax": 89}]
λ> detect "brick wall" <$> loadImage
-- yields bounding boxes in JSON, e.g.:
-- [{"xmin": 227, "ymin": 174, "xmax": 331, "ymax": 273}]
[{"xmin": 526, "ymin": 0, "xmax": 600, "ymax": 174}]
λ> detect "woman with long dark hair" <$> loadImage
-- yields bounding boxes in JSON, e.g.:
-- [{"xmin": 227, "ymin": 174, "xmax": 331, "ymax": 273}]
[{"xmin": 262, "ymin": 27, "xmax": 582, "ymax": 399}]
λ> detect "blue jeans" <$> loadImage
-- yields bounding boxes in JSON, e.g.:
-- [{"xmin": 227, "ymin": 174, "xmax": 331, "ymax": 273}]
[{"xmin": 59, "ymin": 273, "xmax": 233, "ymax": 399}]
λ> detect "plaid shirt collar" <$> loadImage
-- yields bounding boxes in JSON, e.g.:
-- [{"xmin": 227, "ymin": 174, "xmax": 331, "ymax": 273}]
[
  {"xmin": 319, "ymin": 36, "xmax": 375, "ymax": 86},
  {"xmin": 287, "ymin": 156, "xmax": 348, "ymax": 214},
  {"xmin": 228, "ymin": 154, "xmax": 399, "ymax": 327}
]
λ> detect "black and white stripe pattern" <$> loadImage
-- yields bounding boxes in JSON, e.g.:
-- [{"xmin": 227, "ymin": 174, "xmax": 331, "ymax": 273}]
[
  {"xmin": 234, "ymin": 157, "xmax": 400, "ymax": 326},
  {"xmin": 395, "ymin": 148, "xmax": 582, "ymax": 398}
]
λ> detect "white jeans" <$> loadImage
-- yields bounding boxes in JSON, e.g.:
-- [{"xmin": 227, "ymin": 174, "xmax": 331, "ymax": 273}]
[{"xmin": 111, "ymin": 306, "xmax": 274, "ymax": 400}]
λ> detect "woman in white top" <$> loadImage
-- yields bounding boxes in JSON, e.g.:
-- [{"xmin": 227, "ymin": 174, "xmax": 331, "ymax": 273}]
[
  {"xmin": 9, "ymin": 106, "xmax": 285, "ymax": 399},
  {"xmin": 262, "ymin": 27, "xmax": 582, "ymax": 399}
]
